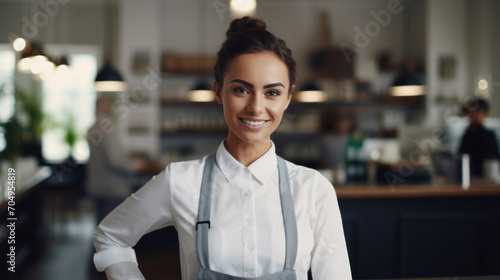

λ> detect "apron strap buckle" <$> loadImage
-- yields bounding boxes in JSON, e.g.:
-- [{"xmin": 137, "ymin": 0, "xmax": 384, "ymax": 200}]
[{"xmin": 196, "ymin": 221, "xmax": 211, "ymax": 230}]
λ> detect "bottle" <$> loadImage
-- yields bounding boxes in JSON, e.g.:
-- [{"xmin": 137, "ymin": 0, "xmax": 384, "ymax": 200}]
[
  {"xmin": 462, "ymin": 153, "xmax": 470, "ymax": 190},
  {"xmin": 344, "ymin": 128, "xmax": 365, "ymax": 183}
]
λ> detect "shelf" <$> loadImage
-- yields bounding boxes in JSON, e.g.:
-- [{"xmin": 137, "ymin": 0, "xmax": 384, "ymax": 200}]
[
  {"xmin": 161, "ymin": 130, "xmax": 227, "ymax": 135},
  {"xmin": 158, "ymin": 96, "xmax": 424, "ymax": 109},
  {"xmin": 160, "ymin": 100, "xmax": 220, "ymax": 107}
]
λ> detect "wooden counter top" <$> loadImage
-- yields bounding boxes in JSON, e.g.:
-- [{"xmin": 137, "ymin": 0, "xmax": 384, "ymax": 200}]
[{"xmin": 335, "ymin": 179, "xmax": 500, "ymax": 198}]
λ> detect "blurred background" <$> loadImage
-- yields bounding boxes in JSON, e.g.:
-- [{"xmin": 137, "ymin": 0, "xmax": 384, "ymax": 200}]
[{"xmin": 0, "ymin": 0, "xmax": 500, "ymax": 279}]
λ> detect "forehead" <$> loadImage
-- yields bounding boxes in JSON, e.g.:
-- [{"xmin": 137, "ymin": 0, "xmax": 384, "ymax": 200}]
[{"xmin": 223, "ymin": 51, "xmax": 289, "ymax": 87}]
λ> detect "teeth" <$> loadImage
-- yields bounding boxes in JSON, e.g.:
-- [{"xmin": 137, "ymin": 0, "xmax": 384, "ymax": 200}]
[{"xmin": 242, "ymin": 119, "xmax": 265, "ymax": 126}]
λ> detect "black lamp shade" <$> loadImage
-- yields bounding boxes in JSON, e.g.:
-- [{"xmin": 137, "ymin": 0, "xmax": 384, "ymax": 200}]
[
  {"xmin": 188, "ymin": 79, "xmax": 215, "ymax": 102},
  {"xmin": 191, "ymin": 79, "xmax": 212, "ymax": 91},
  {"xmin": 392, "ymin": 68, "xmax": 423, "ymax": 87},
  {"xmin": 94, "ymin": 62, "xmax": 126, "ymax": 92},
  {"xmin": 389, "ymin": 68, "xmax": 426, "ymax": 96},
  {"xmin": 300, "ymin": 80, "xmax": 323, "ymax": 92},
  {"xmin": 95, "ymin": 62, "xmax": 124, "ymax": 82},
  {"xmin": 297, "ymin": 79, "xmax": 326, "ymax": 102}
]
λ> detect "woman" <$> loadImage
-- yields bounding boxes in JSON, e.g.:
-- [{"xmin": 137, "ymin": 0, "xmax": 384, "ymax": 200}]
[{"xmin": 93, "ymin": 17, "xmax": 351, "ymax": 280}]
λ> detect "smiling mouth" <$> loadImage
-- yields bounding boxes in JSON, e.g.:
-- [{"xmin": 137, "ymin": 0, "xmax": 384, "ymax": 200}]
[{"xmin": 240, "ymin": 118, "xmax": 267, "ymax": 126}]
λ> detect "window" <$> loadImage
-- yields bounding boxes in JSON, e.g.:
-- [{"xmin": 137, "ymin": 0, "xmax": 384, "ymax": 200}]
[
  {"xmin": 0, "ymin": 44, "xmax": 99, "ymax": 163},
  {"xmin": 41, "ymin": 46, "xmax": 99, "ymax": 162},
  {"xmin": 0, "ymin": 46, "xmax": 16, "ymax": 153}
]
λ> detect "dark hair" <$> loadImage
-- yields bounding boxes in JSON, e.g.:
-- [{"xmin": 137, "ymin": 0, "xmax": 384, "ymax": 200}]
[
  {"xmin": 214, "ymin": 17, "xmax": 296, "ymax": 93},
  {"xmin": 462, "ymin": 98, "xmax": 490, "ymax": 114}
]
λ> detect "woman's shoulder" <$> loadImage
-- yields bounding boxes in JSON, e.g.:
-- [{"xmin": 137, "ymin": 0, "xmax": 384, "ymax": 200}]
[
  {"xmin": 169, "ymin": 156, "xmax": 205, "ymax": 166},
  {"xmin": 166, "ymin": 155, "xmax": 210, "ymax": 175},
  {"xmin": 284, "ymin": 159, "xmax": 333, "ymax": 188}
]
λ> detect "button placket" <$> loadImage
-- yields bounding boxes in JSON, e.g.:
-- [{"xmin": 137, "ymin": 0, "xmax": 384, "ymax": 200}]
[
  {"xmin": 246, "ymin": 216, "xmax": 254, "ymax": 224},
  {"xmin": 240, "ymin": 169, "xmax": 257, "ymax": 277}
]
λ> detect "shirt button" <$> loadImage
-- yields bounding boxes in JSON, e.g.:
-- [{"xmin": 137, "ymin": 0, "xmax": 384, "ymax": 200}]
[
  {"xmin": 244, "ymin": 191, "xmax": 252, "ymax": 198},
  {"xmin": 247, "ymin": 243, "xmax": 255, "ymax": 251},
  {"xmin": 246, "ymin": 217, "xmax": 254, "ymax": 224},
  {"xmin": 247, "ymin": 272, "xmax": 256, "ymax": 277},
  {"xmin": 244, "ymin": 169, "xmax": 251, "ymax": 175}
]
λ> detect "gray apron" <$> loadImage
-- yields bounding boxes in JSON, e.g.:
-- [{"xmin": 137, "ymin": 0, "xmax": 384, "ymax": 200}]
[{"xmin": 196, "ymin": 154, "xmax": 298, "ymax": 280}]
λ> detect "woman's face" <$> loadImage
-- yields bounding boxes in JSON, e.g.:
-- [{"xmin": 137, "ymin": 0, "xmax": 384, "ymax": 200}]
[{"xmin": 215, "ymin": 51, "xmax": 293, "ymax": 148}]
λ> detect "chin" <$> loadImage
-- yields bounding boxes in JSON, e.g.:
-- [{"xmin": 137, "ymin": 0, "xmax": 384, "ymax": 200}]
[{"xmin": 232, "ymin": 130, "xmax": 272, "ymax": 145}]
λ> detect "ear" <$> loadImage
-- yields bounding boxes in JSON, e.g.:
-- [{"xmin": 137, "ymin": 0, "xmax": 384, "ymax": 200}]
[
  {"xmin": 285, "ymin": 85, "xmax": 294, "ymax": 108},
  {"xmin": 213, "ymin": 80, "xmax": 222, "ymax": 104}
]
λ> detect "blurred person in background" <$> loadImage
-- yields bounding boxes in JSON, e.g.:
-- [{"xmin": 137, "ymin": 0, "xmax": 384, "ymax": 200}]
[
  {"xmin": 86, "ymin": 96, "xmax": 147, "ymax": 225},
  {"xmin": 459, "ymin": 98, "xmax": 500, "ymax": 177}
]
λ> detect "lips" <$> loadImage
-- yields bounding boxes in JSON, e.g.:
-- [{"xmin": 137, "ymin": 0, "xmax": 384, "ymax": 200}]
[{"xmin": 239, "ymin": 118, "xmax": 268, "ymax": 127}]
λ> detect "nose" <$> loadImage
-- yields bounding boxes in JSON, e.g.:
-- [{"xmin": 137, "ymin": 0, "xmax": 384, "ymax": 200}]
[{"xmin": 247, "ymin": 93, "xmax": 264, "ymax": 115}]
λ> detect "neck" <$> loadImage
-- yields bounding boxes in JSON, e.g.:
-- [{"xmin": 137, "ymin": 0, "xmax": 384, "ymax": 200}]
[
  {"xmin": 224, "ymin": 136, "xmax": 272, "ymax": 167},
  {"xmin": 469, "ymin": 121, "xmax": 484, "ymax": 128}
]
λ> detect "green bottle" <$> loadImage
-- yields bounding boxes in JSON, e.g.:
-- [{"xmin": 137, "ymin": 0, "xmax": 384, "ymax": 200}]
[{"xmin": 344, "ymin": 128, "xmax": 365, "ymax": 182}]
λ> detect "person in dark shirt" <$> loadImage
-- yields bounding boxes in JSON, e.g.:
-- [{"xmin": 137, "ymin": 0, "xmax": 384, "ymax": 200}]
[{"xmin": 459, "ymin": 98, "xmax": 500, "ymax": 177}]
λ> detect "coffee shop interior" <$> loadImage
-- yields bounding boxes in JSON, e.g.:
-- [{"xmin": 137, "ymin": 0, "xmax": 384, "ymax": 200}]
[{"xmin": 1, "ymin": 0, "xmax": 500, "ymax": 279}]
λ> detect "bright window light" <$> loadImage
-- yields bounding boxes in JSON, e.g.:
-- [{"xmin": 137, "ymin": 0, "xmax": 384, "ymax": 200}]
[
  {"xmin": 0, "ymin": 49, "xmax": 16, "ymax": 123},
  {"xmin": 42, "ymin": 51, "xmax": 97, "ymax": 162}
]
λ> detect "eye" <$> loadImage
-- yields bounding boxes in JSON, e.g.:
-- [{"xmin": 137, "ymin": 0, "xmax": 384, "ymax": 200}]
[
  {"xmin": 234, "ymin": 87, "xmax": 249, "ymax": 94},
  {"xmin": 266, "ymin": 89, "xmax": 280, "ymax": 97}
]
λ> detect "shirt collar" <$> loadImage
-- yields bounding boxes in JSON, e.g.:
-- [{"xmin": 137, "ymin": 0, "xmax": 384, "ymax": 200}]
[{"xmin": 215, "ymin": 141, "xmax": 278, "ymax": 185}]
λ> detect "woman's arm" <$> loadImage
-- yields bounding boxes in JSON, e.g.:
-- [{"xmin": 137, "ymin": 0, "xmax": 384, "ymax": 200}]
[
  {"xmin": 93, "ymin": 165, "xmax": 175, "ymax": 279},
  {"xmin": 310, "ymin": 173, "xmax": 352, "ymax": 279}
]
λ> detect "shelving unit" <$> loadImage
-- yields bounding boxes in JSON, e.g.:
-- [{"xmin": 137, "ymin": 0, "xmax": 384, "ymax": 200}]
[{"xmin": 157, "ymin": 93, "xmax": 425, "ymax": 168}]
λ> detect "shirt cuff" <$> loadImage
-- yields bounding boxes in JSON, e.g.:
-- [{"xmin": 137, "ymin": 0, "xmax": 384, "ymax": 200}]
[
  {"xmin": 103, "ymin": 262, "xmax": 145, "ymax": 280},
  {"xmin": 94, "ymin": 247, "xmax": 138, "ymax": 272}
]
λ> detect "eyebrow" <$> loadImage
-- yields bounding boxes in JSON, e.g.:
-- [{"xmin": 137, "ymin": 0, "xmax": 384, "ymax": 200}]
[{"xmin": 230, "ymin": 79, "xmax": 285, "ymax": 89}]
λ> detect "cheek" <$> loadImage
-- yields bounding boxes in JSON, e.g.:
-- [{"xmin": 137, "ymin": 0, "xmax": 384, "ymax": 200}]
[
  {"xmin": 222, "ymin": 94, "xmax": 242, "ymax": 116},
  {"xmin": 269, "ymin": 103, "xmax": 287, "ymax": 122}
]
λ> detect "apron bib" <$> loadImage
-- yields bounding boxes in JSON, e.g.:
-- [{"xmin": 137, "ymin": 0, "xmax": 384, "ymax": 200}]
[{"xmin": 196, "ymin": 154, "xmax": 298, "ymax": 280}]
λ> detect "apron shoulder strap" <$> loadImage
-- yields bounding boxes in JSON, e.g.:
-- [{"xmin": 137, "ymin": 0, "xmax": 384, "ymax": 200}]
[
  {"xmin": 197, "ymin": 154, "xmax": 216, "ymax": 269},
  {"xmin": 196, "ymin": 154, "xmax": 298, "ymax": 271},
  {"xmin": 277, "ymin": 156, "xmax": 298, "ymax": 270}
]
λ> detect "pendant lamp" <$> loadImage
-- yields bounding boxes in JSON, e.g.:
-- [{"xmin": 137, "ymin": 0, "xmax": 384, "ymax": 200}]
[
  {"xmin": 297, "ymin": 79, "xmax": 326, "ymax": 102},
  {"xmin": 95, "ymin": 0, "xmax": 126, "ymax": 92},
  {"xmin": 95, "ymin": 61, "xmax": 127, "ymax": 92},
  {"xmin": 188, "ymin": 0, "xmax": 214, "ymax": 102},
  {"xmin": 388, "ymin": 2, "xmax": 425, "ymax": 97},
  {"xmin": 388, "ymin": 67, "xmax": 425, "ymax": 97},
  {"xmin": 188, "ymin": 79, "xmax": 215, "ymax": 102}
]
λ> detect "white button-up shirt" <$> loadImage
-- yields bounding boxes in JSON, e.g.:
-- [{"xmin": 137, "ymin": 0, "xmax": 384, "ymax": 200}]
[{"xmin": 94, "ymin": 142, "xmax": 351, "ymax": 280}]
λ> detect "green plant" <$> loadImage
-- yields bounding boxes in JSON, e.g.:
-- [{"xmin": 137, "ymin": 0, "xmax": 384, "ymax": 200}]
[
  {"xmin": 46, "ymin": 111, "xmax": 80, "ymax": 156},
  {"xmin": 62, "ymin": 113, "xmax": 79, "ymax": 152},
  {"xmin": 0, "ymin": 117, "xmax": 23, "ymax": 161},
  {"xmin": 15, "ymin": 86, "xmax": 46, "ymax": 142}
]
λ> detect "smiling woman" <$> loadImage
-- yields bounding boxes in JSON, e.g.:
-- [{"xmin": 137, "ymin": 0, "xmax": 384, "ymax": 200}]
[
  {"xmin": 92, "ymin": 17, "xmax": 351, "ymax": 280},
  {"xmin": 215, "ymin": 52, "xmax": 292, "ymax": 166}
]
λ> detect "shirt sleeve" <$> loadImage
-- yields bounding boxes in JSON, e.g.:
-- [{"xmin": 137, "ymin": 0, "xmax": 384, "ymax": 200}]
[
  {"xmin": 310, "ymin": 172, "xmax": 352, "ymax": 280},
  {"xmin": 102, "ymin": 262, "xmax": 145, "ymax": 280},
  {"xmin": 93, "ymin": 164, "xmax": 175, "ymax": 272}
]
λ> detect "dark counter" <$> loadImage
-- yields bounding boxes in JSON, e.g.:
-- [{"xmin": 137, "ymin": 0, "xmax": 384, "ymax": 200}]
[{"xmin": 337, "ymin": 180, "xmax": 500, "ymax": 279}]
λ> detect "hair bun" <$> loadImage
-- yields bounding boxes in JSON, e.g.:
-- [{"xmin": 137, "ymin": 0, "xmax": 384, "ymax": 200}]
[{"xmin": 228, "ymin": 17, "xmax": 266, "ymax": 34}]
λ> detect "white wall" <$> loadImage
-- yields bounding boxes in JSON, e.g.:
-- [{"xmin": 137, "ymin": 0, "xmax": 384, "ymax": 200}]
[
  {"xmin": 466, "ymin": 0, "xmax": 492, "ymax": 98},
  {"xmin": 118, "ymin": 0, "xmax": 161, "ymax": 156},
  {"xmin": 0, "ymin": 1, "xmax": 105, "ymax": 47},
  {"xmin": 425, "ymin": 0, "xmax": 469, "ymax": 126},
  {"xmin": 490, "ymin": 0, "xmax": 500, "ymax": 118}
]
